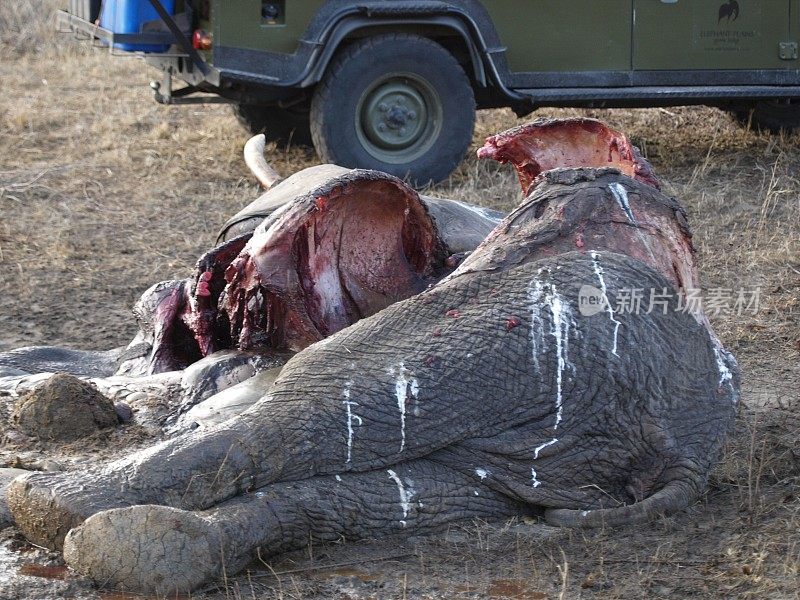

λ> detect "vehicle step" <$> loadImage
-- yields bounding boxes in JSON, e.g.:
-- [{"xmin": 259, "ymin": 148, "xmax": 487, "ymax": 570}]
[{"xmin": 516, "ymin": 86, "xmax": 800, "ymax": 103}]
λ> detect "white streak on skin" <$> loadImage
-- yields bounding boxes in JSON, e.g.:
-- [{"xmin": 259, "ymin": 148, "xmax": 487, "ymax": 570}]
[
  {"xmin": 609, "ymin": 183, "xmax": 636, "ymax": 224},
  {"xmin": 713, "ymin": 346, "xmax": 734, "ymax": 388},
  {"xmin": 475, "ymin": 468, "xmax": 490, "ymax": 480},
  {"xmin": 531, "ymin": 467, "xmax": 542, "ymax": 488},
  {"xmin": 609, "ymin": 183, "xmax": 658, "ymax": 263},
  {"xmin": 335, "ymin": 475, "xmax": 342, "ymax": 482},
  {"xmin": 452, "ymin": 199, "xmax": 503, "ymax": 223},
  {"xmin": 389, "ymin": 362, "xmax": 420, "ymax": 453},
  {"xmin": 528, "ymin": 272, "xmax": 575, "ymax": 489},
  {"xmin": 412, "ymin": 378, "xmax": 421, "ymax": 417},
  {"xmin": 342, "ymin": 381, "xmax": 362, "ymax": 464},
  {"xmin": 533, "ymin": 438, "xmax": 558, "ymax": 459},
  {"xmin": 549, "ymin": 292, "xmax": 568, "ymax": 428},
  {"xmin": 590, "ymin": 251, "xmax": 622, "ymax": 357},
  {"xmin": 387, "ymin": 469, "xmax": 416, "ymax": 527},
  {"xmin": 527, "ymin": 278, "xmax": 547, "ymax": 372},
  {"xmin": 528, "ymin": 274, "xmax": 573, "ymax": 419}
]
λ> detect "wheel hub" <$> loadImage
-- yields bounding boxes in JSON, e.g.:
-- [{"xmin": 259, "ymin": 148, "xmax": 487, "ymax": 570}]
[
  {"xmin": 356, "ymin": 74, "xmax": 442, "ymax": 163},
  {"xmin": 363, "ymin": 82, "xmax": 426, "ymax": 149}
]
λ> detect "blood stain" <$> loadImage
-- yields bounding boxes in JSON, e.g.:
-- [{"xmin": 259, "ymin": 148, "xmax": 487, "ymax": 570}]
[{"xmin": 18, "ymin": 564, "xmax": 68, "ymax": 579}]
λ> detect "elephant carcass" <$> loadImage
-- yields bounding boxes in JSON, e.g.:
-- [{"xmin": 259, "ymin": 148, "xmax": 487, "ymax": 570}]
[{"xmin": 8, "ymin": 119, "xmax": 738, "ymax": 594}]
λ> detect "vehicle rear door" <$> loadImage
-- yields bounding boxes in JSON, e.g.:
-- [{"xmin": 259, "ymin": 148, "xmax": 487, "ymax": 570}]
[{"xmin": 632, "ymin": 0, "xmax": 794, "ymax": 74}]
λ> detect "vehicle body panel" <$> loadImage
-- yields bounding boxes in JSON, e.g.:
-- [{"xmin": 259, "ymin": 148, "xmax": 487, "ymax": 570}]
[
  {"xmin": 484, "ymin": 1, "xmax": 632, "ymax": 72},
  {"xmin": 633, "ymin": 0, "xmax": 790, "ymax": 70},
  {"xmin": 55, "ymin": 0, "xmax": 800, "ymax": 182},
  {"xmin": 215, "ymin": 0, "xmax": 325, "ymax": 56}
]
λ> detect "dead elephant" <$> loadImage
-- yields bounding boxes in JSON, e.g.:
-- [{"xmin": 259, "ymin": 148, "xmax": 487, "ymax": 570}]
[{"xmin": 6, "ymin": 118, "xmax": 738, "ymax": 594}]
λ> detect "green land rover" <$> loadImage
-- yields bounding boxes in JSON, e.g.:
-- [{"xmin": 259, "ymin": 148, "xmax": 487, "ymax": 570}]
[{"xmin": 60, "ymin": 0, "xmax": 800, "ymax": 183}]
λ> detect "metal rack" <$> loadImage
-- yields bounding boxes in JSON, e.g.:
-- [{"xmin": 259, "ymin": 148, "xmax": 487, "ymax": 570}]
[
  {"xmin": 55, "ymin": 1, "xmax": 223, "ymax": 104},
  {"xmin": 56, "ymin": 10, "xmax": 184, "ymax": 51}
]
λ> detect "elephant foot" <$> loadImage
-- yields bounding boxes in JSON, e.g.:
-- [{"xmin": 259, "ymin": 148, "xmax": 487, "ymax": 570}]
[
  {"xmin": 8, "ymin": 472, "xmax": 99, "ymax": 549},
  {"xmin": 63, "ymin": 505, "xmax": 231, "ymax": 595},
  {"xmin": 0, "ymin": 468, "xmax": 30, "ymax": 528},
  {"xmin": 8, "ymin": 424, "xmax": 275, "ymax": 550}
]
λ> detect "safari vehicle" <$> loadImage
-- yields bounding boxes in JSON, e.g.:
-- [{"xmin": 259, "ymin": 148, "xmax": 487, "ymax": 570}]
[{"xmin": 59, "ymin": 0, "xmax": 800, "ymax": 183}]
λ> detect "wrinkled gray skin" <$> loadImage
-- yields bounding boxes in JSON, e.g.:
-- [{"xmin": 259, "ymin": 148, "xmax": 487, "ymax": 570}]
[{"xmin": 7, "ymin": 168, "xmax": 738, "ymax": 595}]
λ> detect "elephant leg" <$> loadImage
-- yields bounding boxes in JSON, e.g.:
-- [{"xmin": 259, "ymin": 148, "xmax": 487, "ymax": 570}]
[{"xmin": 62, "ymin": 458, "xmax": 525, "ymax": 594}]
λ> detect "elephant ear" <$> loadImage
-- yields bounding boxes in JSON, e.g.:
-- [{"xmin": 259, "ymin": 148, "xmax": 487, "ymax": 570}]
[
  {"xmin": 477, "ymin": 117, "xmax": 660, "ymax": 195},
  {"xmin": 217, "ymin": 164, "xmax": 353, "ymax": 243}
]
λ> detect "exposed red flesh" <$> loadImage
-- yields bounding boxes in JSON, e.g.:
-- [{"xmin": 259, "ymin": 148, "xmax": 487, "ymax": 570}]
[
  {"xmin": 216, "ymin": 177, "xmax": 443, "ymax": 353},
  {"xmin": 180, "ymin": 234, "xmax": 252, "ymax": 356},
  {"xmin": 137, "ymin": 173, "xmax": 445, "ymax": 371},
  {"xmin": 136, "ymin": 119, "xmax": 685, "ymax": 375},
  {"xmin": 477, "ymin": 118, "xmax": 661, "ymax": 194},
  {"xmin": 456, "ymin": 168, "xmax": 699, "ymax": 298},
  {"xmin": 127, "ymin": 280, "xmax": 201, "ymax": 376}
]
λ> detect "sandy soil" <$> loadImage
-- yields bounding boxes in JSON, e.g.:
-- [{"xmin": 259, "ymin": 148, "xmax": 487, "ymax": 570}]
[{"xmin": 0, "ymin": 3, "xmax": 798, "ymax": 599}]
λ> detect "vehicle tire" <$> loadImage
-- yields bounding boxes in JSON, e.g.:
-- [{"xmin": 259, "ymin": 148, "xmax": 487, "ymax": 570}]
[
  {"xmin": 732, "ymin": 100, "xmax": 800, "ymax": 133},
  {"xmin": 310, "ymin": 34, "xmax": 476, "ymax": 185},
  {"xmin": 232, "ymin": 103, "xmax": 313, "ymax": 148}
]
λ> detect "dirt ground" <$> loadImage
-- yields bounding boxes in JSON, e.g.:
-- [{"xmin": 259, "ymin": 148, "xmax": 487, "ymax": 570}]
[{"xmin": 0, "ymin": 3, "xmax": 798, "ymax": 599}]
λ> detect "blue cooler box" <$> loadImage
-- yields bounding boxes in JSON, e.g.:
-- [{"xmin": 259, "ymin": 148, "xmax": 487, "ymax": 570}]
[{"xmin": 99, "ymin": 0, "xmax": 176, "ymax": 52}]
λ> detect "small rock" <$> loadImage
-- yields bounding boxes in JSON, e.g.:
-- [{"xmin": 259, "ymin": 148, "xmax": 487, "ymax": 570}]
[
  {"xmin": 12, "ymin": 373, "xmax": 118, "ymax": 442},
  {"xmin": 114, "ymin": 401, "xmax": 134, "ymax": 423}
]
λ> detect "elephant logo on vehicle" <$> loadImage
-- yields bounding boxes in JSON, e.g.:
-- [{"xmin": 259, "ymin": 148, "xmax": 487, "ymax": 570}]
[{"xmin": 718, "ymin": 0, "xmax": 740, "ymax": 23}]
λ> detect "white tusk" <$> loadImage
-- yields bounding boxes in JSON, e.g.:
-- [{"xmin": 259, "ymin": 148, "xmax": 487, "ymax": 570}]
[{"xmin": 244, "ymin": 134, "xmax": 282, "ymax": 190}]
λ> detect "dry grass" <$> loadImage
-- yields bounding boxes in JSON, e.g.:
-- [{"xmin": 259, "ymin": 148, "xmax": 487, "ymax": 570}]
[
  {"xmin": 0, "ymin": 0, "xmax": 73, "ymax": 56},
  {"xmin": 0, "ymin": 3, "xmax": 799, "ymax": 599}
]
